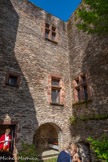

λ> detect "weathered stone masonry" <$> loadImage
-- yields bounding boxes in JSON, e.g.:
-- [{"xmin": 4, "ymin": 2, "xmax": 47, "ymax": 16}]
[
  {"xmin": 0, "ymin": 0, "xmax": 108, "ymax": 160},
  {"xmin": 67, "ymin": 11, "xmax": 108, "ymax": 161},
  {"xmin": 0, "ymin": 0, "xmax": 72, "ymax": 152}
]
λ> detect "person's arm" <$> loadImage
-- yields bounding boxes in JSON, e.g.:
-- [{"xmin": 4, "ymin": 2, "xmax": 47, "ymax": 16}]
[{"xmin": 0, "ymin": 140, "xmax": 5, "ymax": 143}]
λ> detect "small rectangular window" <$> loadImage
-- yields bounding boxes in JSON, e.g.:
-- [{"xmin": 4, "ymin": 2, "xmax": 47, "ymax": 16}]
[
  {"xmin": 73, "ymin": 74, "xmax": 89, "ymax": 102},
  {"xmin": 51, "ymin": 89, "xmax": 60, "ymax": 103},
  {"xmin": 5, "ymin": 72, "xmax": 20, "ymax": 87},
  {"xmin": 44, "ymin": 23, "xmax": 57, "ymax": 43},
  {"xmin": 8, "ymin": 76, "xmax": 17, "ymax": 86},
  {"xmin": 51, "ymin": 77, "xmax": 61, "ymax": 104}
]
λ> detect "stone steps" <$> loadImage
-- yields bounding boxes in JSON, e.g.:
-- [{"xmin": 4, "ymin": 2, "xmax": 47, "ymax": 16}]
[{"xmin": 38, "ymin": 149, "xmax": 59, "ymax": 160}]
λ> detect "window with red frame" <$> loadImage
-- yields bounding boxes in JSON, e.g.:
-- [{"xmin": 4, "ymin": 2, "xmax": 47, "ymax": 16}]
[
  {"xmin": 45, "ymin": 23, "xmax": 57, "ymax": 42},
  {"xmin": 73, "ymin": 74, "xmax": 89, "ymax": 102},
  {"xmin": 51, "ymin": 78, "xmax": 61, "ymax": 104},
  {"xmin": 5, "ymin": 72, "xmax": 21, "ymax": 87}
]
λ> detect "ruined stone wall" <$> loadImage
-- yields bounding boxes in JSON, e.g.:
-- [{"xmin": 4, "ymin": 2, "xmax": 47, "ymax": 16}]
[
  {"xmin": 67, "ymin": 11, "xmax": 108, "ymax": 161},
  {"xmin": 0, "ymin": 0, "xmax": 72, "ymax": 150}
]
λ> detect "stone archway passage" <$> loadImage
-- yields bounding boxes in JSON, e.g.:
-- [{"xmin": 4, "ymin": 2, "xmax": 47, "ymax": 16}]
[{"xmin": 33, "ymin": 122, "xmax": 61, "ymax": 158}]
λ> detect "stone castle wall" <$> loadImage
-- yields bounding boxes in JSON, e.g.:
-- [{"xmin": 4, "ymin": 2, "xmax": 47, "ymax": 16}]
[
  {"xmin": 0, "ymin": 0, "xmax": 108, "ymax": 160},
  {"xmin": 0, "ymin": 0, "xmax": 72, "ymax": 150},
  {"xmin": 67, "ymin": 10, "xmax": 108, "ymax": 161}
]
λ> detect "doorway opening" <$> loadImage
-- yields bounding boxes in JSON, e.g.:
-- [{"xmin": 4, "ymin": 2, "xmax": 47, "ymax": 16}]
[
  {"xmin": 0, "ymin": 124, "xmax": 16, "ymax": 153},
  {"xmin": 33, "ymin": 123, "xmax": 61, "ymax": 159}
]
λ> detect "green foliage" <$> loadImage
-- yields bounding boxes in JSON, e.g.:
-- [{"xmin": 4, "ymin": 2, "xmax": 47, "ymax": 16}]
[
  {"xmin": 76, "ymin": 0, "xmax": 108, "ymax": 35},
  {"xmin": 88, "ymin": 135, "xmax": 108, "ymax": 161},
  {"xmin": 69, "ymin": 116, "xmax": 78, "ymax": 124},
  {"xmin": 18, "ymin": 143, "xmax": 38, "ymax": 162}
]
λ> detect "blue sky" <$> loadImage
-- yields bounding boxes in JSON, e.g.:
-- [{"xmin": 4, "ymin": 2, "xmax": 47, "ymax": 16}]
[{"xmin": 29, "ymin": 0, "xmax": 82, "ymax": 21}]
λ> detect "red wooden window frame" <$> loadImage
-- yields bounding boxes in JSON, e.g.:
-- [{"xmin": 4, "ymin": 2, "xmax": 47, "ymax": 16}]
[
  {"xmin": 48, "ymin": 74, "xmax": 65, "ymax": 106},
  {"xmin": 73, "ymin": 74, "xmax": 90, "ymax": 102},
  {"xmin": 5, "ymin": 71, "xmax": 21, "ymax": 87},
  {"xmin": 43, "ymin": 22, "xmax": 58, "ymax": 43}
]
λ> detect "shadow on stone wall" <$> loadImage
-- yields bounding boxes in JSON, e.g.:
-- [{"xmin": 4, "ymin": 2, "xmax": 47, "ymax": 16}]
[
  {"xmin": 69, "ymin": 33, "xmax": 108, "ymax": 161},
  {"xmin": 82, "ymin": 35, "xmax": 108, "ymax": 115},
  {"xmin": 0, "ymin": 0, "xmax": 38, "ymax": 150}
]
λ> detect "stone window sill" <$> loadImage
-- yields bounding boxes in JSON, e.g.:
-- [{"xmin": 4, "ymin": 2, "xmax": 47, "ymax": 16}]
[
  {"xmin": 50, "ymin": 102, "xmax": 64, "ymax": 106},
  {"xmin": 5, "ymin": 83, "xmax": 19, "ymax": 88},
  {"xmin": 45, "ymin": 38, "xmax": 58, "ymax": 44},
  {"xmin": 72, "ymin": 99, "xmax": 92, "ymax": 106}
]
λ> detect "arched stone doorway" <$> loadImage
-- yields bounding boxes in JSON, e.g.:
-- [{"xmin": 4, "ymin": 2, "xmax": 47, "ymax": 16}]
[{"xmin": 33, "ymin": 122, "xmax": 62, "ymax": 158}]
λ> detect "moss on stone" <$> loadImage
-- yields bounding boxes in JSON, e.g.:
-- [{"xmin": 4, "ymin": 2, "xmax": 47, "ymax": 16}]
[
  {"xmin": 72, "ymin": 99, "xmax": 92, "ymax": 107},
  {"xmin": 70, "ymin": 114, "xmax": 108, "ymax": 125}
]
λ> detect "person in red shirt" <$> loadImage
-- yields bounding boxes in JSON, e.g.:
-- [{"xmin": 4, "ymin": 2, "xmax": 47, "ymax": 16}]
[{"xmin": 0, "ymin": 129, "xmax": 11, "ymax": 151}]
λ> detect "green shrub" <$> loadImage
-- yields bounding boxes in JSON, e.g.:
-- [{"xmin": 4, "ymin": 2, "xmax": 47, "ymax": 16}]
[
  {"xmin": 18, "ymin": 143, "xmax": 38, "ymax": 162},
  {"xmin": 88, "ymin": 135, "xmax": 108, "ymax": 161}
]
